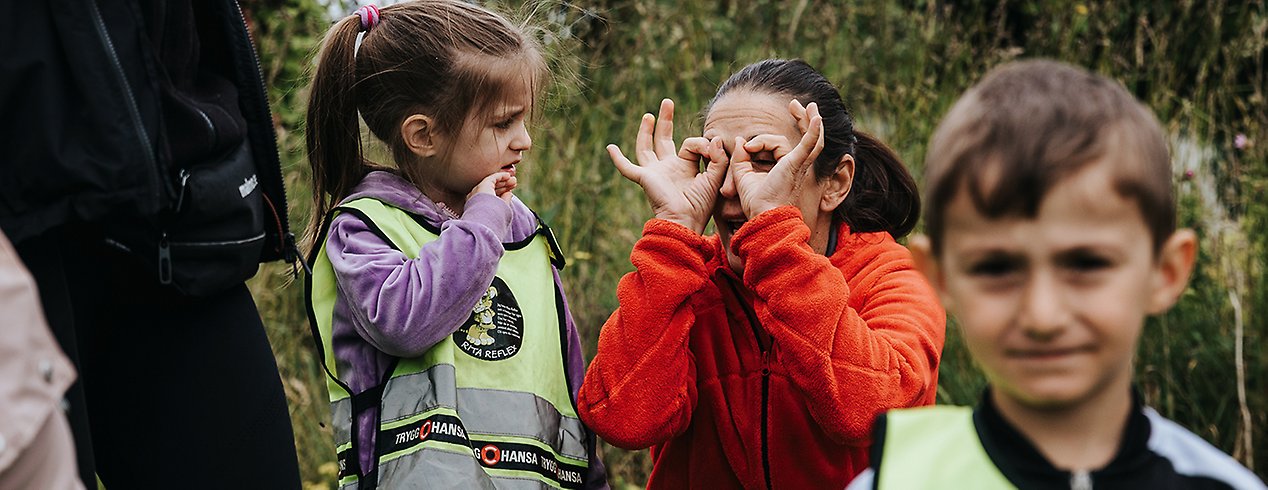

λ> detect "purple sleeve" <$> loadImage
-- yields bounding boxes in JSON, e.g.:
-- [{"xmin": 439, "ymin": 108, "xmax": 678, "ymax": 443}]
[{"xmin": 328, "ymin": 194, "xmax": 513, "ymax": 357}]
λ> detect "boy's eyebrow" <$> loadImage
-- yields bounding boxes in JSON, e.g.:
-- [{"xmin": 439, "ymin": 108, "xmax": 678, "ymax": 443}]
[
  {"xmin": 955, "ymin": 246, "xmax": 1025, "ymax": 261},
  {"xmin": 1051, "ymin": 244, "xmax": 1125, "ymax": 261}
]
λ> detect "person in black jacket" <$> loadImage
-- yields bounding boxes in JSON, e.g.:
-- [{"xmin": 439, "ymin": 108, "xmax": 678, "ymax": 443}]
[{"xmin": 0, "ymin": 1, "xmax": 302, "ymax": 487}]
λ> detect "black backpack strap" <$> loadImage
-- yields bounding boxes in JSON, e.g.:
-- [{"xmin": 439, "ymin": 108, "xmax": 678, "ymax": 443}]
[
  {"xmin": 306, "ymin": 204, "xmax": 407, "ymax": 488},
  {"xmin": 537, "ymin": 216, "xmax": 567, "ymax": 271}
]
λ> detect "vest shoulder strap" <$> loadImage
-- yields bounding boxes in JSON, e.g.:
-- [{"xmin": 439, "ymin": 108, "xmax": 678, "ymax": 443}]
[{"xmin": 336, "ymin": 198, "xmax": 440, "ymax": 255}]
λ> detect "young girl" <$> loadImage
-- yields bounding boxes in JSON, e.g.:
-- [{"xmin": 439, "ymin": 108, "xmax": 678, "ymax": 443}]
[
  {"xmin": 304, "ymin": 2, "xmax": 605, "ymax": 488},
  {"xmin": 578, "ymin": 59, "xmax": 946, "ymax": 488}
]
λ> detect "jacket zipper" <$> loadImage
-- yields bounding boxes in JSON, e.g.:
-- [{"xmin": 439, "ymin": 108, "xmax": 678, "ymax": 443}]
[
  {"xmin": 1070, "ymin": 470, "xmax": 1092, "ymax": 490},
  {"xmin": 86, "ymin": 0, "xmax": 161, "ymax": 200},
  {"xmin": 231, "ymin": 0, "xmax": 298, "ymax": 264},
  {"xmin": 724, "ymin": 277, "xmax": 772, "ymax": 490}
]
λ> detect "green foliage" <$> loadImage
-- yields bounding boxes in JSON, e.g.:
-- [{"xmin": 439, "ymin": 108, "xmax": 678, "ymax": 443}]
[
  {"xmin": 241, "ymin": 0, "xmax": 340, "ymax": 487},
  {"xmin": 244, "ymin": 0, "xmax": 1267, "ymax": 486}
]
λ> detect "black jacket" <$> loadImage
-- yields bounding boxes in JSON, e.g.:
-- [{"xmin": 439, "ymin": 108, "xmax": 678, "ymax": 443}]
[{"xmin": 0, "ymin": 0, "xmax": 294, "ymax": 293}]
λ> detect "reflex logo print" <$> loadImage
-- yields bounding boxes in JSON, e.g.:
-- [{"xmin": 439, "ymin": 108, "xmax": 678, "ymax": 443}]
[{"xmin": 454, "ymin": 277, "xmax": 524, "ymax": 360}]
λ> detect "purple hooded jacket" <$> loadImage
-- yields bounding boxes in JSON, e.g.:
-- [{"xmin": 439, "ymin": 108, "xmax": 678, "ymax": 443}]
[{"xmin": 324, "ymin": 171, "xmax": 606, "ymax": 487}]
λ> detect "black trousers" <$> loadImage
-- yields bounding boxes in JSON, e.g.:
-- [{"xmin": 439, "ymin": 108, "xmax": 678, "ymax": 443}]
[{"xmin": 16, "ymin": 227, "xmax": 301, "ymax": 489}]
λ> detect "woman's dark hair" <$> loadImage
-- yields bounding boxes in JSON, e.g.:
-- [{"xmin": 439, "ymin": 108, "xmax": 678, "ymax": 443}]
[
  {"xmin": 709, "ymin": 59, "xmax": 920, "ymax": 238},
  {"xmin": 303, "ymin": 1, "xmax": 545, "ymax": 252}
]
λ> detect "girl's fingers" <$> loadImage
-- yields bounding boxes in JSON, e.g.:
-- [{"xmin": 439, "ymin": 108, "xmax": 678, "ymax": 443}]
[
  {"xmin": 608, "ymin": 144, "xmax": 642, "ymax": 184},
  {"xmin": 483, "ymin": 171, "xmax": 512, "ymax": 186},
  {"xmin": 469, "ymin": 171, "xmax": 511, "ymax": 199},
  {"xmin": 653, "ymin": 99, "xmax": 676, "ymax": 159},
  {"xmin": 635, "ymin": 113, "xmax": 657, "ymax": 165}
]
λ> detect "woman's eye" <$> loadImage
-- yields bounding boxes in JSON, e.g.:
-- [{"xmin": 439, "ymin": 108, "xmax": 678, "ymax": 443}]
[
  {"xmin": 752, "ymin": 151, "xmax": 777, "ymax": 168},
  {"xmin": 494, "ymin": 119, "xmax": 514, "ymax": 130}
]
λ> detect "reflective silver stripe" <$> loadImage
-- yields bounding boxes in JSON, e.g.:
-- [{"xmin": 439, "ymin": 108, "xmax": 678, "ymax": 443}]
[
  {"xmin": 456, "ymin": 389, "xmax": 588, "ymax": 460},
  {"xmin": 377, "ymin": 447, "xmax": 499, "ymax": 489},
  {"xmin": 331, "ymin": 364, "xmax": 587, "ymax": 480},
  {"xmin": 377, "ymin": 364, "xmax": 586, "ymax": 460},
  {"xmin": 380, "ymin": 364, "xmax": 457, "ymax": 421},
  {"xmin": 331, "ymin": 398, "xmax": 352, "ymax": 446}
]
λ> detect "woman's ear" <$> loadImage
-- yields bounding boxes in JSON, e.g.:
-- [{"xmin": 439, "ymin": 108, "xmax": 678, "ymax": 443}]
[
  {"xmin": 819, "ymin": 153, "xmax": 855, "ymax": 213},
  {"xmin": 1147, "ymin": 229, "xmax": 1198, "ymax": 315},
  {"xmin": 401, "ymin": 114, "xmax": 442, "ymax": 158}
]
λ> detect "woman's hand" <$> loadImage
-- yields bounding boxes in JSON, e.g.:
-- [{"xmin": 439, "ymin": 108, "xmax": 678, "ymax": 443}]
[
  {"xmin": 608, "ymin": 99, "xmax": 729, "ymax": 234},
  {"xmin": 729, "ymin": 101, "xmax": 825, "ymax": 218},
  {"xmin": 468, "ymin": 171, "xmax": 517, "ymax": 205}
]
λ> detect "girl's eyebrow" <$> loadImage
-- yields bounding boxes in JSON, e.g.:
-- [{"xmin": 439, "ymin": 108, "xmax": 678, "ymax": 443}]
[{"xmin": 496, "ymin": 107, "xmax": 525, "ymax": 119}]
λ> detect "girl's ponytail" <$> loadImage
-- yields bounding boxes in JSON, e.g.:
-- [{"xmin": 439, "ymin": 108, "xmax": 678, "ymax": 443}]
[
  {"xmin": 840, "ymin": 131, "xmax": 921, "ymax": 239},
  {"xmin": 304, "ymin": 16, "xmax": 369, "ymax": 255}
]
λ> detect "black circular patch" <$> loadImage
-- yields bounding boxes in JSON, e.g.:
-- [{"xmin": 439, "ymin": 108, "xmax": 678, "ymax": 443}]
[{"xmin": 453, "ymin": 277, "xmax": 524, "ymax": 361}]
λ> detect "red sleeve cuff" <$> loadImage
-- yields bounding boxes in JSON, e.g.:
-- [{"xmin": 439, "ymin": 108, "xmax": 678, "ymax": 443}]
[
  {"xmin": 731, "ymin": 206, "xmax": 804, "ymax": 257},
  {"xmin": 643, "ymin": 218, "xmax": 712, "ymax": 257}
]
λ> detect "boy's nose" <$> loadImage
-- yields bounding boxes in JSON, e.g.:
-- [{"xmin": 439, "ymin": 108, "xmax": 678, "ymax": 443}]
[{"xmin": 1017, "ymin": 271, "xmax": 1070, "ymax": 339}]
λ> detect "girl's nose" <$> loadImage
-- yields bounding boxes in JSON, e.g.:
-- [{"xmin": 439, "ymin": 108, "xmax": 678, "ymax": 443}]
[{"xmin": 511, "ymin": 122, "xmax": 532, "ymax": 152}]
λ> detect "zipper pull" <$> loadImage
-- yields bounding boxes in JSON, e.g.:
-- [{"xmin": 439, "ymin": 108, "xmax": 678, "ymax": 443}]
[
  {"xmin": 158, "ymin": 233, "xmax": 173, "ymax": 285},
  {"xmin": 174, "ymin": 169, "xmax": 191, "ymax": 213},
  {"xmin": 761, "ymin": 349, "xmax": 771, "ymax": 377},
  {"xmin": 1070, "ymin": 470, "xmax": 1092, "ymax": 490}
]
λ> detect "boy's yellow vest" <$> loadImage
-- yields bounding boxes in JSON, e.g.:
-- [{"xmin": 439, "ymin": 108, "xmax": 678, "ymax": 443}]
[
  {"xmin": 877, "ymin": 406, "xmax": 1015, "ymax": 489},
  {"xmin": 307, "ymin": 198, "xmax": 587, "ymax": 489}
]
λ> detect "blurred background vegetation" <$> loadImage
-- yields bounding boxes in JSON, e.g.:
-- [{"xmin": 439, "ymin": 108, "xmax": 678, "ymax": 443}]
[{"xmin": 239, "ymin": 0, "xmax": 1266, "ymax": 487}]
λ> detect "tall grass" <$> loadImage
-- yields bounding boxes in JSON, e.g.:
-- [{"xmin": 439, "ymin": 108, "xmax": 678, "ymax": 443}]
[{"xmin": 244, "ymin": 0, "xmax": 1266, "ymax": 487}]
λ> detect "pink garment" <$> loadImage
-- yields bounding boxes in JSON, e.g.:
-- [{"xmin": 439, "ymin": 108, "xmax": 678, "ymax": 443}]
[{"xmin": 0, "ymin": 231, "xmax": 83, "ymax": 489}]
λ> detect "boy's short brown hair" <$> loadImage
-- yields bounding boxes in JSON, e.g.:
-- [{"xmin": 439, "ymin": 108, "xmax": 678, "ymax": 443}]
[{"xmin": 923, "ymin": 59, "xmax": 1175, "ymax": 255}]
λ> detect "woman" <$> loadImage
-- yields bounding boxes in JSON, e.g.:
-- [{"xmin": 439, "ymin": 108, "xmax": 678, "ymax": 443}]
[{"xmin": 578, "ymin": 59, "xmax": 945, "ymax": 488}]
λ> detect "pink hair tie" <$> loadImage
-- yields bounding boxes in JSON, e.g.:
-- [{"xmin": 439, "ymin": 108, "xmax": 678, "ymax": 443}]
[{"xmin": 356, "ymin": 5, "xmax": 381, "ymax": 32}]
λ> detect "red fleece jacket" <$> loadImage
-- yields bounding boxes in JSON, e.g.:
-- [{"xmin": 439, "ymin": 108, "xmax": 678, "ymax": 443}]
[{"xmin": 578, "ymin": 207, "xmax": 945, "ymax": 489}]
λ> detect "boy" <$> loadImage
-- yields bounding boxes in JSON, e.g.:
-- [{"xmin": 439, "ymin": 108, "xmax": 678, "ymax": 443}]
[{"xmin": 848, "ymin": 60, "xmax": 1265, "ymax": 489}]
